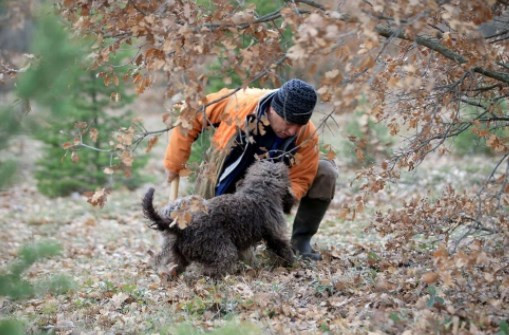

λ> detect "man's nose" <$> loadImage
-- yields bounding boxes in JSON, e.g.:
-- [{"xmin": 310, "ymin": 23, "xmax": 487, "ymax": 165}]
[{"xmin": 287, "ymin": 126, "xmax": 299, "ymax": 136}]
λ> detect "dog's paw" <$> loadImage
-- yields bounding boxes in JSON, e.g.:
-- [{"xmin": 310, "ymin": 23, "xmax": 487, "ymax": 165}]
[
  {"xmin": 282, "ymin": 189, "xmax": 296, "ymax": 214},
  {"xmin": 239, "ymin": 247, "xmax": 259, "ymax": 268},
  {"xmin": 157, "ymin": 263, "xmax": 182, "ymax": 281}
]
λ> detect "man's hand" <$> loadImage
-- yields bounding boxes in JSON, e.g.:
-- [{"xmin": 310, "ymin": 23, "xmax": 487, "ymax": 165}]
[{"xmin": 166, "ymin": 170, "xmax": 179, "ymax": 183}]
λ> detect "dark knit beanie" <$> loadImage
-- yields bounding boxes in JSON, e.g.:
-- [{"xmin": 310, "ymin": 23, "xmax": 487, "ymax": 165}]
[{"xmin": 270, "ymin": 79, "xmax": 317, "ymax": 125}]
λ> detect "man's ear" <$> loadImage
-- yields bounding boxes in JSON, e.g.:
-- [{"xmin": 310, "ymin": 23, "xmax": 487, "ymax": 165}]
[{"xmin": 282, "ymin": 187, "xmax": 295, "ymax": 214}]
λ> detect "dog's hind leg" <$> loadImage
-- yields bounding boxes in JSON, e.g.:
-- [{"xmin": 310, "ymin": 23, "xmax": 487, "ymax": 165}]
[
  {"xmin": 154, "ymin": 235, "xmax": 173, "ymax": 267},
  {"xmin": 160, "ymin": 249, "xmax": 188, "ymax": 278},
  {"xmin": 171, "ymin": 250, "xmax": 189, "ymax": 275},
  {"xmin": 155, "ymin": 234, "xmax": 189, "ymax": 277},
  {"xmin": 202, "ymin": 240, "xmax": 239, "ymax": 278}
]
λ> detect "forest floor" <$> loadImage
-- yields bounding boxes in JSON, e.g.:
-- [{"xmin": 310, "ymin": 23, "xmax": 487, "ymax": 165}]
[{"xmin": 0, "ymin": 104, "xmax": 507, "ymax": 334}]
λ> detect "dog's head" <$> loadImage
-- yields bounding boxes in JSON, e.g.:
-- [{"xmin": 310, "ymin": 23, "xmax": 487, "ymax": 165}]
[{"xmin": 238, "ymin": 160, "xmax": 291, "ymax": 198}]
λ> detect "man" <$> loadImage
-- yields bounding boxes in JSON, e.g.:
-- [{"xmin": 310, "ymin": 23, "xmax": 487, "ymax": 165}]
[{"xmin": 164, "ymin": 79, "xmax": 337, "ymax": 260}]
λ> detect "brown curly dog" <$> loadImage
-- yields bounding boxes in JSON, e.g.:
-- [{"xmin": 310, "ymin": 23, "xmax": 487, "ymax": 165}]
[{"xmin": 142, "ymin": 160, "xmax": 295, "ymax": 278}]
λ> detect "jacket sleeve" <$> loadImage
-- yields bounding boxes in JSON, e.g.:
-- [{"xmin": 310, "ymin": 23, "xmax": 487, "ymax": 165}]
[
  {"xmin": 163, "ymin": 88, "xmax": 233, "ymax": 173},
  {"xmin": 289, "ymin": 124, "xmax": 320, "ymax": 200}
]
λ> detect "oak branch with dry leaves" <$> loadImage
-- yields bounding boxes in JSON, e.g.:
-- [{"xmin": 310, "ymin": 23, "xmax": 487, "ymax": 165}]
[
  {"xmin": 1, "ymin": 1, "xmax": 509, "ymax": 332},
  {"xmin": 3, "ymin": 1, "xmax": 505, "ymax": 245}
]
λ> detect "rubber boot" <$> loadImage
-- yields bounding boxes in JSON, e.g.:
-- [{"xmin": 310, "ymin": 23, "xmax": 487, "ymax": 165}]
[{"xmin": 291, "ymin": 197, "xmax": 330, "ymax": 261}]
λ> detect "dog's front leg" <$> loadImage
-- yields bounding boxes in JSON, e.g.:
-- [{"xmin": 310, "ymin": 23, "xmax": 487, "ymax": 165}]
[
  {"xmin": 264, "ymin": 234, "xmax": 295, "ymax": 267},
  {"xmin": 239, "ymin": 247, "xmax": 259, "ymax": 268}
]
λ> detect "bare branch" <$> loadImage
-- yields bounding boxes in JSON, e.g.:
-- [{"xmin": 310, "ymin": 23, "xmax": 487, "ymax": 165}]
[
  {"xmin": 287, "ymin": 0, "xmax": 326, "ymax": 10},
  {"xmin": 472, "ymin": 67, "xmax": 509, "ymax": 84},
  {"xmin": 375, "ymin": 25, "xmax": 509, "ymax": 84},
  {"xmin": 498, "ymin": 62, "xmax": 509, "ymax": 70},
  {"xmin": 201, "ymin": 55, "xmax": 287, "ymax": 113},
  {"xmin": 477, "ymin": 153, "xmax": 509, "ymax": 208},
  {"xmin": 479, "ymin": 117, "xmax": 509, "ymax": 122},
  {"xmin": 375, "ymin": 25, "xmax": 466, "ymax": 63},
  {"xmin": 485, "ymin": 29, "xmax": 509, "ymax": 39},
  {"xmin": 128, "ymin": 0, "xmax": 148, "ymax": 16},
  {"xmin": 201, "ymin": 9, "xmax": 292, "ymax": 31},
  {"xmin": 489, "ymin": 35, "xmax": 509, "ymax": 44},
  {"xmin": 75, "ymin": 142, "xmax": 111, "ymax": 153},
  {"xmin": 465, "ymin": 84, "xmax": 501, "ymax": 92},
  {"xmin": 460, "ymin": 98, "xmax": 488, "ymax": 109}
]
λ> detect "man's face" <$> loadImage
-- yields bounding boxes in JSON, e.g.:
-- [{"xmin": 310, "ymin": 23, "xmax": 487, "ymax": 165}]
[{"xmin": 267, "ymin": 107, "xmax": 304, "ymax": 139}]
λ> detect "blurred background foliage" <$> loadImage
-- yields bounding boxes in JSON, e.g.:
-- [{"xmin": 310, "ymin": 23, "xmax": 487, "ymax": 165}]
[
  {"xmin": 203, "ymin": 0, "xmax": 293, "ymax": 94},
  {"xmin": 5, "ymin": 6, "xmax": 150, "ymax": 197},
  {"xmin": 340, "ymin": 109, "xmax": 394, "ymax": 167},
  {"xmin": 1, "ymin": 0, "xmax": 502, "ymax": 196},
  {"xmin": 0, "ymin": 240, "xmax": 75, "ymax": 335},
  {"xmin": 0, "ymin": 240, "xmax": 75, "ymax": 300},
  {"xmin": 0, "ymin": 107, "xmax": 20, "ymax": 189},
  {"xmin": 450, "ymin": 103, "xmax": 509, "ymax": 156}
]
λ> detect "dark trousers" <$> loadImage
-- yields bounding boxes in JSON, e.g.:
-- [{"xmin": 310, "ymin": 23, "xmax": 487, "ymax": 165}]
[
  {"xmin": 303, "ymin": 159, "xmax": 338, "ymax": 202},
  {"xmin": 291, "ymin": 159, "xmax": 338, "ymax": 256}
]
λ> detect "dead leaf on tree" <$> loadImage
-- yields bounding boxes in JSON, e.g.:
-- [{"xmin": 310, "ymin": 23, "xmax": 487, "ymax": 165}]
[
  {"xmin": 86, "ymin": 188, "xmax": 110, "ymax": 208},
  {"xmin": 145, "ymin": 136, "xmax": 158, "ymax": 153},
  {"xmin": 121, "ymin": 151, "xmax": 133, "ymax": 166},
  {"xmin": 89, "ymin": 128, "xmax": 99, "ymax": 142}
]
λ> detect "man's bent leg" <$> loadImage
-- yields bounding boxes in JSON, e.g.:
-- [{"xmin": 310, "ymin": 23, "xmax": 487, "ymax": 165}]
[{"xmin": 291, "ymin": 160, "xmax": 338, "ymax": 260}]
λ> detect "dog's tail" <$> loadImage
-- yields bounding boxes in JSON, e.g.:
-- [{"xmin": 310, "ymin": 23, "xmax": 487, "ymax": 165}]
[{"xmin": 142, "ymin": 187, "xmax": 177, "ymax": 233}]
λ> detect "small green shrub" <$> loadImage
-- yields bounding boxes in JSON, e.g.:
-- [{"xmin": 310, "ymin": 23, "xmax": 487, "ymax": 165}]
[
  {"xmin": 451, "ymin": 127, "xmax": 507, "ymax": 156},
  {"xmin": 450, "ymin": 102, "xmax": 509, "ymax": 156},
  {"xmin": 8, "ymin": 240, "xmax": 61, "ymax": 278},
  {"xmin": 35, "ymin": 135, "xmax": 149, "ymax": 197},
  {"xmin": 0, "ymin": 240, "xmax": 75, "ymax": 300},
  {"xmin": 0, "ymin": 107, "xmax": 23, "ymax": 190},
  {"xmin": 34, "ymin": 274, "xmax": 76, "ymax": 296},
  {"xmin": 17, "ymin": 9, "xmax": 149, "ymax": 197},
  {"xmin": 499, "ymin": 320, "xmax": 509, "ymax": 335},
  {"xmin": 0, "ymin": 319, "xmax": 25, "ymax": 335},
  {"xmin": 339, "ymin": 110, "xmax": 394, "ymax": 167},
  {"xmin": 0, "ymin": 160, "xmax": 17, "ymax": 190}
]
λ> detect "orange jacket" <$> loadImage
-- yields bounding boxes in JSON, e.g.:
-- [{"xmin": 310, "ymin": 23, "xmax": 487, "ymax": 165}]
[{"xmin": 163, "ymin": 88, "xmax": 320, "ymax": 200}]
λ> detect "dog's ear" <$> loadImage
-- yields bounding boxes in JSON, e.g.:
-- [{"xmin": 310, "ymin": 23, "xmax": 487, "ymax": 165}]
[
  {"xmin": 276, "ymin": 162, "xmax": 290, "ymax": 180},
  {"xmin": 235, "ymin": 177, "xmax": 245, "ymax": 190},
  {"xmin": 282, "ymin": 187, "xmax": 295, "ymax": 214}
]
